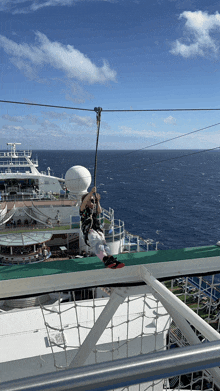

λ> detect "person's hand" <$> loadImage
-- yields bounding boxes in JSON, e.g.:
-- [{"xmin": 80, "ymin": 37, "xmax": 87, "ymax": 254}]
[
  {"xmin": 90, "ymin": 186, "xmax": 96, "ymax": 194},
  {"xmin": 96, "ymin": 193, "xmax": 101, "ymax": 201}
]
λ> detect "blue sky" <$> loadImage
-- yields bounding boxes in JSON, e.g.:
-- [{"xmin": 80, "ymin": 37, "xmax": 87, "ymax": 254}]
[{"xmin": 0, "ymin": 0, "xmax": 220, "ymax": 149}]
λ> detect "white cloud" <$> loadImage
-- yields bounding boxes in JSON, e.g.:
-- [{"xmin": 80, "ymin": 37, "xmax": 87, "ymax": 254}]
[
  {"xmin": 29, "ymin": 0, "xmax": 74, "ymax": 12},
  {"xmin": 2, "ymin": 113, "xmax": 42, "ymax": 124},
  {"xmin": 69, "ymin": 115, "xmax": 95, "ymax": 128},
  {"xmin": 42, "ymin": 111, "xmax": 69, "ymax": 119},
  {"xmin": 0, "ymin": 0, "xmax": 117, "ymax": 14},
  {"xmin": 147, "ymin": 122, "xmax": 156, "ymax": 127},
  {"xmin": 0, "ymin": 32, "xmax": 117, "ymax": 84},
  {"xmin": 2, "ymin": 125, "xmax": 25, "ymax": 131},
  {"xmin": 170, "ymin": 11, "xmax": 220, "ymax": 58},
  {"xmin": 1, "ymin": 125, "xmax": 36, "ymax": 140},
  {"xmin": 118, "ymin": 125, "xmax": 178, "ymax": 138},
  {"xmin": 164, "ymin": 116, "xmax": 177, "ymax": 125},
  {"xmin": 61, "ymin": 80, "xmax": 94, "ymax": 104},
  {"xmin": 0, "ymin": 0, "xmax": 76, "ymax": 13},
  {"xmin": 2, "ymin": 114, "xmax": 23, "ymax": 122}
]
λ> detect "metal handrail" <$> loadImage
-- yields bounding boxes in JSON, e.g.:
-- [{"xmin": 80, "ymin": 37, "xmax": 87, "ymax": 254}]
[
  {"xmin": 104, "ymin": 219, "xmax": 125, "ymax": 242},
  {"xmin": 0, "ymin": 160, "xmax": 38, "ymax": 166},
  {"xmin": 2, "ymin": 341, "xmax": 220, "ymax": 391}
]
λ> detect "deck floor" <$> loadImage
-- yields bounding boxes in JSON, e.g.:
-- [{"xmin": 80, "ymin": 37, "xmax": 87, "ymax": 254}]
[{"xmin": 1, "ymin": 245, "xmax": 220, "ymax": 281}]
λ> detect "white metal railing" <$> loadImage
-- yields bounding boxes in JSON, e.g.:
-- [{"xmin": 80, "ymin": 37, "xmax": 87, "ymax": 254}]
[
  {"xmin": 3, "ymin": 188, "xmax": 35, "ymax": 193},
  {"xmin": 0, "ymin": 193, "xmax": 71, "ymax": 202},
  {"xmin": 101, "ymin": 208, "xmax": 159, "ymax": 252},
  {"xmin": 101, "ymin": 207, "xmax": 125, "ymax": 243},
  {"xmin": 0, "ymin": 150, "xmax": 32, "ymax": 157},
  {"xmin": 1, "ymin": 341, "xmax": 220, "ymax": 391},
  {"xmin": 104, "ymin": 219, "xmax": 125, "ymax": 243},
  {"xmin": 101, "ymin": 206, "xmax": 114, "ymax": 223},
  {"xmin": 0, "ymin": 159, "xmax": 38, "ymax": 166},
  {"xmin": 123, "ymin": 231, "xmax": 159, "ymax": 252}
]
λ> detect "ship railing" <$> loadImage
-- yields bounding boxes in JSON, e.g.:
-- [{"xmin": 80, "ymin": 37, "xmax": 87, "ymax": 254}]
[
  {"xmin": 1, "ymin": 341, "xmax": 220, "ymax": 391},
  {"xmin": 0, "ymin": 150, "xmax": 32, "ymax": 157},
  {"xmin": 1, "ymin": 193, "xmax": 74, "ymax": 202},
  {"xmin": 0, "ymin": 159, "xmax": 38, "ymax": 166},
  {"xmin": 173, "ymin": 276, "xmax": 220, "ymax": 305},
  {"xmin": 101, "ymin": 206, "xmax": 114, "ymax": 222},
  {"xmin": 100, "ymin": 208, "xmax": 159, "ymax": 252},
  {"xmin": 4, "ymin": 187, "xmax": 36, "ymax": 193},
  {"xmin": 2, "ymin": 262, "xmax": 220, "ymax": 390},
  {"xmin": 100, "ymin": 207, "xmax": 125, "ymax": 243},
  {"xmin": 123, "ymin": 231, "xmax": 159, "ymax": 252},
  {"xmin": 1, "ymin": 192, "xmax": 38, "ymax": 202},
  {"xmin": 104, "ymin": 219, "xmax": 125, "ymax": 243}
]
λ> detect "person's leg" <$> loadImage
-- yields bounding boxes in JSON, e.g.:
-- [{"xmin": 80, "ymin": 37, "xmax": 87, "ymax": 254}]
[
  {"xmin": 88, "ymin": 230, "xmax": 109, "ymax": 261},
  {"xmin": 87, "ymin": 230, "xmax": 124, "ymax": 268},
  {"xmin": 87, "ymin": 230, "xmax": 117, "ymax": 267},
  {"xmin": 97, "ymin": 231, "xmax": 112, "ymax": 256}
]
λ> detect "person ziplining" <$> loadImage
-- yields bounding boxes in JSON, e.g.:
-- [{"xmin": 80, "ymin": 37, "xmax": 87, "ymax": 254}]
[
  {"xmin": 80, "ymin": 187, "xmax": 124, "ymax": 268},
  {"xmin": 79, "ymin": 107, "xmax": 124, "ymax": 269}
]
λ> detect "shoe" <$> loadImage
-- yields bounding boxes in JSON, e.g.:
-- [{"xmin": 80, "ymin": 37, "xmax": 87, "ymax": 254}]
[
  {"xmin": 111, "ymin": 260, "xmax": 125, "ymax": 269},
  {"xmin": 103, "ymin": 256, "xmax": 117, "ymax": 268},
  {"xmin": 103, "ymin": 256, "xmax": 125, "ymax": 269}
]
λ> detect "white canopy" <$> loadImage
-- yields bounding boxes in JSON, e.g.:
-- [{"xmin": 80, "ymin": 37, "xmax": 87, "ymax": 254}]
[{"xmin": 0, "ymin": 232, "xmax": 52, "ymax": 247}]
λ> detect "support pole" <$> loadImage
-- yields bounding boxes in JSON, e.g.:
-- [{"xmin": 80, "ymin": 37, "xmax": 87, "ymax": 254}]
[
  {"xmin": 68, "ymin": 287, "xmax": 127, "ymax": 368},
  {"xmin": 151, "ymin": 287, "xmax": 220, "ymax": 388},
  {"xmin": 140, "ymin": 265, "xmax": 220, "ymax": 342},
  {"xmin": 67, "ymin": 233, "xmax": 69, "ymax": 250}
]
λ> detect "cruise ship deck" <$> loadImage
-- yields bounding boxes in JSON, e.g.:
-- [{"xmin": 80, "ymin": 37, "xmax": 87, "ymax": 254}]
[{"xmin": 1, "ymin": 245, "xmax": 220, "ymax": 299}]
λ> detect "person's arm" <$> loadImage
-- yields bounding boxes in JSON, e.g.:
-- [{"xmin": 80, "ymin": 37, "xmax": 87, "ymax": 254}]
[
  {"xmin": 80, "ymin": 186, "xmax": 96, "ymax": 212},
  {"xmin": 95, "ymin": 193, "xmax": 102, "ymax": 214}
]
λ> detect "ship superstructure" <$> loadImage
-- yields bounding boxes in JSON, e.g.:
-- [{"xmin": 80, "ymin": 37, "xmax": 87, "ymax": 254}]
[
  {"xmin": 1, "ymin": 144, "xmax": 220, "ymax": 391},
  {"xmin": 0, "ymin": 142, "xmax": 64, "ymax": 199}
]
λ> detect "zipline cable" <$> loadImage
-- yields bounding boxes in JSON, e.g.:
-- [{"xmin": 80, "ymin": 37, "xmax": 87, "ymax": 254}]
[
  {"xmin": 93, "ymin": 107, "xmax": 102, "ymax": 191},
  {"xmin": 56, "ymin": 145, "xmax": 220, "ymax": 186},
  {"xmin": 97, "ymin": 120, "xmax": 220, "ymax": 166},
  {"xmin": 2, "ymin": 99, "xmax": 218, "ymax": 162},
  {"xmin": 0, "ymin": 100, "xmax": 93, "ymax": 112},
  {"xmin": 89, "ymin": 146, "xmax": 220, "ymax": 183},
  {"xmin": 88, "ymin": 107, "xmax": 102, "ymax": 230},
  {"xmin": 1, "ymin": 99, "xmax": 220, "ymax": 174},
  {"xmin": 114, "ymin": 121, "xmax": 220, "ymax": 158},
  {"xmin": 2, "ymin": 99, "xmax": 220, "ymax": 112},
  {"xmin": 102, "ymin": 108, "xmax": 220, "ymax": 112},
  {"xmin": 142, "ymin": 146, "xmax": 220, "ymax": 169}
]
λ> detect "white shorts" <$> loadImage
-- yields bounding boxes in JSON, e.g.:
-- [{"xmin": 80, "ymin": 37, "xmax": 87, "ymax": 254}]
[{"xmin": 88, "ymin": 229, "xmax": 111, "ymax": 260}]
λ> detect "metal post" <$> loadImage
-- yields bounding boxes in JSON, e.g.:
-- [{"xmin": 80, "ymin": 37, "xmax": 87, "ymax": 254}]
[
  {"xmin": 68, "ymin": 287, "xmax": 127, "ymax": 368},
  {"xmin": 137, "ymin": 237, "xmax": 140, "ymax": 252},
  {"xmin": 67, "ymin": 233, "xmax": 69, "ymax": 250},
  {"xmin": 140, "ymin": 265, "xmax": 220, "ymax": 342},
  {"xmin": 151, "ymin": 287, "xmax": 220, "ymax": 389}
]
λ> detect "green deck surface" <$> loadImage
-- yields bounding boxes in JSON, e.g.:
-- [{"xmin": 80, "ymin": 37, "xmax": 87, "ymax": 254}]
[{"xmin": 1, "ymin": 245, "xmax": 220, "ymax": 281}]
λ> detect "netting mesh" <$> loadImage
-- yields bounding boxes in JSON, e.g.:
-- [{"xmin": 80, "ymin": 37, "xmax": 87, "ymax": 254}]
[
  {"xmin": 166, "ymin": 321, "xmax": 216, "ymax": 391},
  {"xmin": 39, "ymin": 277, "xmax": 220, "ymax": 391},
  {"xmin": 166, "ymin": 277, "xmax": 220, "ymax": 333}
]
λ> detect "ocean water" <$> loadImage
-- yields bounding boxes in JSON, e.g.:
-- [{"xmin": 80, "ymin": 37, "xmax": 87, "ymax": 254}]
[{"xmin": 35, "ymin": 149, "xmax": 220, "ymax": 251}]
